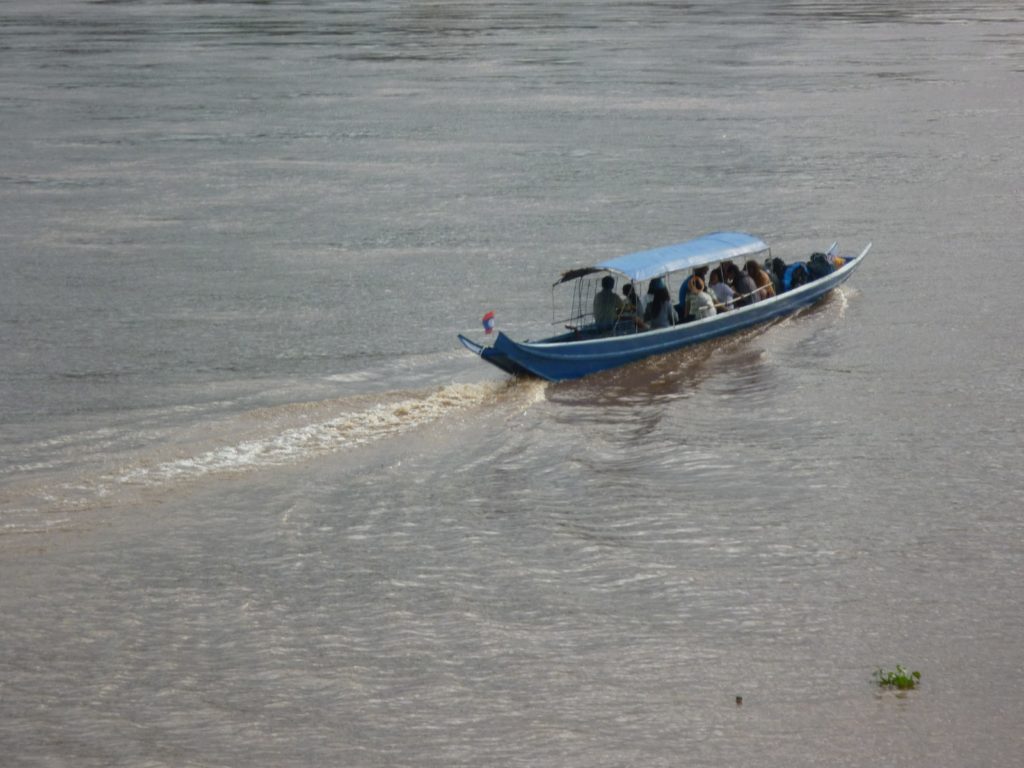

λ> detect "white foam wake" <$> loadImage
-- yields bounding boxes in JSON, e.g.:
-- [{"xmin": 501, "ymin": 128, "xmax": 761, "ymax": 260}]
[{"xmin": 116, "ymin": 381, "xmax": 520, "ymax": 486}]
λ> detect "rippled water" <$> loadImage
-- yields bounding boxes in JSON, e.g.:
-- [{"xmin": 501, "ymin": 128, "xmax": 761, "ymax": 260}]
[{"xmin": 2, "ymin": 2, "xmax": 1023, "ymax": 766}]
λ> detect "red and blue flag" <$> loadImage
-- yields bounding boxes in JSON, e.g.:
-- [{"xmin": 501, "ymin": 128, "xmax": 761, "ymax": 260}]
[{"xmin": 481, "ymin": 310, "xmax": 495, "ymax": 334}]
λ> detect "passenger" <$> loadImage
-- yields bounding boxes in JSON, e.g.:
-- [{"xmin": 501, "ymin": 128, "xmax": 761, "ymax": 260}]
[
  {"xmin": 708, "ymin": 267, "xmax": 736, "ymax": 311},
  {"xmin": 687, "ymin": 276, "xmax": 717, "ymax": 320},
  {"xmin": 726, "ymin": 262, "xmax": 760, "ymax": 307},
  {"xmin": 720, "ymin": 261, "xmax": 738, "ymax": 286},
  {"xmin": 644, "ymin": 281, "xmax": 678, "ymax": 329},
  {"xmin": 646, "ymin": 276, "xmax": 666, "ymax": 302},
  {"xmin": 684, "ymin": 273, "xmax": 716, "ymax": 321},
  {"xmin": 678, "ymin": 265, "xmax": 709, "ymax": 322},
  {"xmin": 806, "ymin": 252, "xmax": 835, "ymax": 280},
  {"xmin": 745, "ymin": 259, "xmax": 776, "ymax": 301},
  {"xmin": 620, "ymin": 283, "xmax": 648, "ymax": 331},
  {"xmin": 769, "ymin": 257, "xmax": 787, "ymax": 295},
  {"xmin": 622, "ymin": 283, "xmax": 644, "ymax": 315},
  {"xmin": 592, "ymin": 274, "xmax": 624, "ymax": 329}
]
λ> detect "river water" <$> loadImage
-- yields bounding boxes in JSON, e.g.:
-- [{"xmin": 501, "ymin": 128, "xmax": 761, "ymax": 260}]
[{"xmin": 2, "ymin": 2, "xmax": 1023, "ymax": 766}]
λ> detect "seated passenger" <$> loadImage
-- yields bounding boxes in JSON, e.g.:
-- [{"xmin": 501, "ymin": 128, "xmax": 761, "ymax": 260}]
[
  {"xmin": 727, "ymin": 263, "xmax": 760, "ymax": 307},
  {"xmin": 806, "ymin": 252, "xmax": 835, "ymax": 280},
  {"xmin": 708, "ymin": 268, "xmax": 736, "ymax": 311},
  {"xmin": 678, "ymin": 266, "xmax": 709, "ymax": 322},
  {"xmin": 769, "ymin": 257, "xmax": 787, "ymax": 295},
  {"xmin": 644, "ymin": 282, "xmax": 678, "ymax": 329},
  {"xmin": 745, "ymin": 259, "xmax": 776, "ymax": 301},
  {"xmin": 592, "ymin": 274, "xmax": 624, "ymax": 329},
  {"xmin": 646, "ymin": 276, "xmax": 666, "ymax": 303},
  {"xmin": 683, "ymin": 274, "xmax": 715, "ymax": 320},
  {"xmin": 720, "ymin": 261, "xmax": 738, "ymax": 287},
  {"xmin": 620, "ymin": 283, "xmax": 648, "ymax": 331},
  {"xmin": 687, "ymin": 276, "xmax": 717, "ymax": 320},
  {"xmin": 622, "ymin": 283, "xmax": 644, "ymax": 315}
]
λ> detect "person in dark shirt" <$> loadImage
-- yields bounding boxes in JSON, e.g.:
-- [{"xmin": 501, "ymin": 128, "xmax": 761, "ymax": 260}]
[
  {"xmin": 726, "ymin": 262, "xmax": 760, "ymax": 308},
  {"xmin": 622, "ymin": 283, "xmax": 644, "ymax": 315},
  {"xmin": 592, "ymin": 274, "xmax": 624, "ymax": 329}
]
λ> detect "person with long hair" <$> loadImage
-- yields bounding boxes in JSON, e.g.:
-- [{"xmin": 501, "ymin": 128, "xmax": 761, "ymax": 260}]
[
  {"xmin": 744, "ymin": 259, "xmax": 776, "ymax": 301},
  {"xmin": 726, "ymin": 262, "xmax": 760, "ymax": 307},
  {"xmin": 643, "ymin": 279, "xmax": 678, "ymax": 329}
]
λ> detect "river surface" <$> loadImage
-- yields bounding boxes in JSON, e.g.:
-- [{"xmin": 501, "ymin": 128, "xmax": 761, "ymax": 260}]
[{"xmin": 2, "ymin": 2, "xmax": 1023, "ymax": 766}]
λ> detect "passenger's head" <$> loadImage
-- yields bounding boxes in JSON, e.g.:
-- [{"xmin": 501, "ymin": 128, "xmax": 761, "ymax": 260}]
[
  {"xmin": 744, "ymin": 259, "xmax": 763, "ymax": 277},
  {"xmin": 709, "ymin": 269, "xmax": 722, "ymax": 286},
  {"xmin": 601, "ymin": 275, "xmax": 615, "ymax": 291},
  {"xmin": 771, "ymin": 257, "xmax": 787, "ymax": 278},
  {"xmin": 690, "ymin": 275, "xmax": 705, "ymax": 292},
  {"xmin": 695, "ymin": 266, "xmax": 709, "ymax": 278},
  {"xmin": 648, "ymin": 277, "xmax": 665, "ymax": 294}
]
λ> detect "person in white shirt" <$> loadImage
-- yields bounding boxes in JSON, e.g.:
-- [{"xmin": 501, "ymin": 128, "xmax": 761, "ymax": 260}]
[
  {"xmin": 686, "ymin": 276, "xmax": 717, "ymax": 320},
  {"xmin": 708, "ymin": 268, "xmax": 736, "ymax": 312}
]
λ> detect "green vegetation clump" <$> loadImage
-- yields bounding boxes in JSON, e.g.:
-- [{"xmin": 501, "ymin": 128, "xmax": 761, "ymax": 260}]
[{"xmin": 874, "ymin": 665, "xmax": 921, "ymax": 690}]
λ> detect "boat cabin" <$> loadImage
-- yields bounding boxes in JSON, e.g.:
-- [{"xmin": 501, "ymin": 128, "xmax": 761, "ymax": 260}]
[{"xmin": 549, "ymin": 232, "xmax": 773, "ymax": 341}]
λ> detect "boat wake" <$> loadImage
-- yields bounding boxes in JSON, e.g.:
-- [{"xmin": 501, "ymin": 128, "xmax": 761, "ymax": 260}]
[
  {"xmin": 834, "ymin": 285, "xmax": 851, "ymax": 318},
  {"xmin": 1, "ymin": 379, "xmax": 542, "ymax": 537},
  {"xmin": 119, "ymin": 382, "xmax": 505, "ymax": 484}
]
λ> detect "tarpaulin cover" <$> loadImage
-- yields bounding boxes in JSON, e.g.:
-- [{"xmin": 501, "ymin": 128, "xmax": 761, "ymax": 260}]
[{"xmin": 560, "ymin": 232, "xmax": 769, "ymax": 284}]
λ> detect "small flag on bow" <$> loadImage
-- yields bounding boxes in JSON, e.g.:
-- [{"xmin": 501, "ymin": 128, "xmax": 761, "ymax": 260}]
[{"xmin": 481, "ymin": 310, "xmax": 496, "ymax": 334}]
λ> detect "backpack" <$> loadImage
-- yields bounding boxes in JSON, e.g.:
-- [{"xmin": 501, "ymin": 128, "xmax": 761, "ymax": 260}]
[
  {"xmin": 783, "ymin": 263, "xmax": 809, "ymax": 291},
  {"xmin": 807, "ymin": 252, "xmax": 834, "ymax": 280}
]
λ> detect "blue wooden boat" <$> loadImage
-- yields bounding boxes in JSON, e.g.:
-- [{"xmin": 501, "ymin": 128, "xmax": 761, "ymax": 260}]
[{"xmin": 458, "ymin": 232, "xmax": 870, "ymax": 381}]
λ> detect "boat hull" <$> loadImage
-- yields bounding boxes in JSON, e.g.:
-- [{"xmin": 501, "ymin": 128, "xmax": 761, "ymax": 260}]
[
  {"xmin": 462, "ymin": 243, "xmax": 869, "ymax": 382},
  {"xmin": 457, "ymin": 333, "xmax": 533, "ymax": 376}
]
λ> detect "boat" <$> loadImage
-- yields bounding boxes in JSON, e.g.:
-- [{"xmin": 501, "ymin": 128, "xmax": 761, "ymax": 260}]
[{"xmin": 458, "ymin": 231, "xmax": 871, "ymax": 381}]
